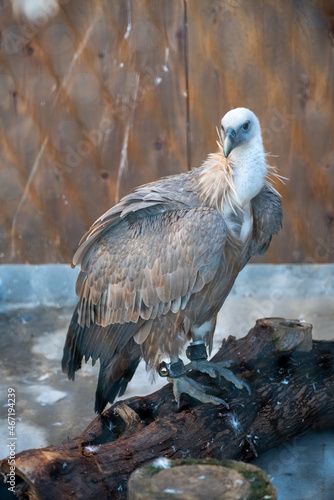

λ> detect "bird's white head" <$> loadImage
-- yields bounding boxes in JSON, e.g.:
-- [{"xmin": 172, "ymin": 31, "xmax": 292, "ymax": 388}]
[
  {"xmin": 198, "ymin": 108, "xmax": 269, "ymax": 212},
  {"xmin": 220, "ymin": 108, "xmax": 268, "ymax": 206},
  {"xmin": 221, "ymin": 107, "xmax": 264, "ymax": 160}
]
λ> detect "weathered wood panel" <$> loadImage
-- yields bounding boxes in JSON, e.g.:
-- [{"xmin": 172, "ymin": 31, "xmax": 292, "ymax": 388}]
[
  {"xmin": 0, "ymin": 0, "xmax": 187, "ymax": 263},
  {"xmin": 186, "ymin": 0, "xmax": 334, "ymax": 264},
  {"xmin": 0, "ymin": 0, "xmax": 333, "ymax": 263}
]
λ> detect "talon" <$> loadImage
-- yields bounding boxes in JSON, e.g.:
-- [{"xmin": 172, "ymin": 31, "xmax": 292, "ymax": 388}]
[{"xmin": 241, "ymin": 380, "xmax": 251, "ymax": 395}]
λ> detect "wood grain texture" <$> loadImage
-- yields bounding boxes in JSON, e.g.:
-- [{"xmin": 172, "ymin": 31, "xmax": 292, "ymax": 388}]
[
  {"xmin": 0, "ymin": 0, "xmax": 187, "ymax": 263},
  {"xmin": 0, "ymin": 0, "xmax": 333, "ymax": 263},
  {"xmin": 186, "ymin": 0, "xmax": 334, "ymax": 264}
]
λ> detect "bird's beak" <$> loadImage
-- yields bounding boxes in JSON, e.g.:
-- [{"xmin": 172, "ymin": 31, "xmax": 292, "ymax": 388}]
[{"xmin": 223, "ymin": 128, "xmax": 236, "ymax": 158}]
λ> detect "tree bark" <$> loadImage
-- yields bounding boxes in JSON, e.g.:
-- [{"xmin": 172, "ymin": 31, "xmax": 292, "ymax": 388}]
[{"xmin": 1, "ymin": 318, "xmax": 334, "ymax": 500}]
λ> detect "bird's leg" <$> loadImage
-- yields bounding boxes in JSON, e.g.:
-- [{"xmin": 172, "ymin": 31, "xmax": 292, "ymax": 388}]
[
  {"xmin": 185, "ymin": 341, "xmax": 251, "ymax": 395},
  {"xmin": 158, "ymin": 357, "xmax": 229, "ymax": 408}
]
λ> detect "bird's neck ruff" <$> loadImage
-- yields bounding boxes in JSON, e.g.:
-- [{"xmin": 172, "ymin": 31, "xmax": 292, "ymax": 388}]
[
  {"xmin": 197, "ymin": 140, "xmax": 284, "ymax": 215},
  {"xmin": 197, "ymin": 142, "xmax": 241, "ymax": 215}
]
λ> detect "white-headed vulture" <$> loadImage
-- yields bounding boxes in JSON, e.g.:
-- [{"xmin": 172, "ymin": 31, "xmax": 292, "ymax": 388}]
[{"xmin": 62, "ymin": 108, "xmax": 283, "ymax": 413}]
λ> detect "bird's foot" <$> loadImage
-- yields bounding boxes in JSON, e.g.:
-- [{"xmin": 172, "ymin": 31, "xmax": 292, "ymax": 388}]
[
  {"xmin": 158, "ymin": 359, "xmax": 229, "ymax": 408},
  {"xmin": 185, "ymin": 359, "xmax": 251, "ymax": 394},
  {"xmin": 169, "ymin": 374, "xmax": 229, "ymax": 409},
  {"xmin": 185, "ymin": 341, "xmax": 251, "ymax": 395}
]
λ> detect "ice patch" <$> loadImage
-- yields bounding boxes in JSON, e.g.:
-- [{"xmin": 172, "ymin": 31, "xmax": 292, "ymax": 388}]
[
  {"xmin": 32, "ymin": 329, "xmax": 65, "ymax": 360},
  {"xmin": 0, "ymin": 421, "xmax": 47, "ymax": 456},
  {"xmin": 34, "ymin": 386, "xmax": 67, "ymax": 405}
]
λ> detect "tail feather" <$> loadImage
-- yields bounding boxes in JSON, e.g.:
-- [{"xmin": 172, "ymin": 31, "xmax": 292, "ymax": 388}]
[
  {"xmin": 62, "ymin": 305, "xmax": 83, "ymax": 380},
  {"xmin": 94, "ymin": 356, "xmax": 141, "ymax": 414},
  {"xmin": 62, "ymin": 304, "xmax": 142, "ymax": 413}
]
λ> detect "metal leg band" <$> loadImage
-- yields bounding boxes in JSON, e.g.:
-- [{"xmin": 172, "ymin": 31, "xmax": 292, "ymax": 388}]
[
  {"xmin": 186, "ymin": 342, "xmax": 208, "ymax": 361},
  {"xmin": 158, "ymin": 359, "xmax": 186, "ymax": 378}
]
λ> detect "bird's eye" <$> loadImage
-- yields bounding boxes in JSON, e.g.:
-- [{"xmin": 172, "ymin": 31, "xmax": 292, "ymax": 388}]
[{"xmin": 242, "ymin": 121, "xmax": 250, "ymax": 131}]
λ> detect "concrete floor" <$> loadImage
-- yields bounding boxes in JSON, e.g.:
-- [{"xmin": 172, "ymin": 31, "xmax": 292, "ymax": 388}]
[{"xmin": 0, "ymin": 264, "xmax": 333, "ymax": 499}]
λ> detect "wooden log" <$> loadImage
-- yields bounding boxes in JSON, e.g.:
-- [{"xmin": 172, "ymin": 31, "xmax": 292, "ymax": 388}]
[{"xmin": 1, "ymin": 318, "xmax": 334, "ymax": 500}]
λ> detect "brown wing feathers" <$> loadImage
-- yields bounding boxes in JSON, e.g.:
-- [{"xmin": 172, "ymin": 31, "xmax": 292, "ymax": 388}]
[
  {"xmin": 251, "ymin": 186, "xmax": 283, "ymax": 256},
  {"xmin": 72, "ymin": 172, "xmax": 198, "ymax": 269},
  {"xmin": 62, "ymin": 203, "xmax": 228, "ymax": 412},
  {"xmin": 76, "ymin": 208, "xmax": 226, "ymax": 329}
]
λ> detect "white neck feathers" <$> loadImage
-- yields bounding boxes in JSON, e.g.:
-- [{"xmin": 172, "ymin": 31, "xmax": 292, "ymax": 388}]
[
  {"xmin": 197, "ymin": 138, "xmax": 268, "ymax": 214},
  {"xmin": 229, "ymin": 138, "xmax": 267, "ymax": 207}
]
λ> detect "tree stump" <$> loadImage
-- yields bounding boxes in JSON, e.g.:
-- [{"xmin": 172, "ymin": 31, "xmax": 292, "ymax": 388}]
[
  {"xmin": 1, "ymin": 318, "xmax": 333, "ymax": 500},
  {"xmin": 127, "ymin": 458, "xmax": 277, "ymax": 500}
]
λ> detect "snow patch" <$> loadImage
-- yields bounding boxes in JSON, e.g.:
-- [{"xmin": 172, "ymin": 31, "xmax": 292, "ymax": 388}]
[
  {"xmin": 152, "ymin": 457, "xmax": 171, "ymax": 469},
  {"xmin": 163, "ymin": 489, "xmax": 184, "ymax": 494}
]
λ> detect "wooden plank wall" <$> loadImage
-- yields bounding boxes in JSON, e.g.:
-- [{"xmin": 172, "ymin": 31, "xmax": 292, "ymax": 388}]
[{"xmin": 0, "ymin": 0, "xmax": 333, "ymax": 264}]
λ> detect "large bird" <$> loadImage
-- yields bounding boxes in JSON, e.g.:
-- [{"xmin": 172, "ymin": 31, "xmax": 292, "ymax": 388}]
[{"xmin": 62, "ymin": 108, "xmax": 283, "ymax": 413}]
